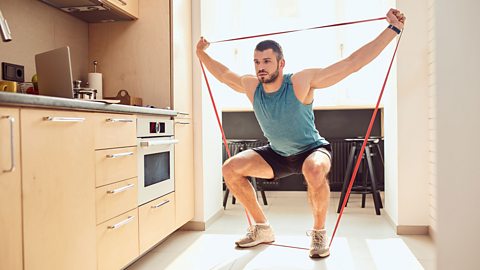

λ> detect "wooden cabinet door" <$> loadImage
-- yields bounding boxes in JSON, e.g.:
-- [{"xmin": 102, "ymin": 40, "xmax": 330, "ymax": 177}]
[
  {"xmin": 21, "ymin": 109, "xmax": 96, "ymax": 270},
  {"xmin": 0, "ymin": 108, "xmax": 22, "ymax": 270},
  {"xmin": 172, "ymin": 0, "xmax": 193, "ymax": 115},
  {"xmin": 104, "ymin": 0, "xmax": 139, "ymax": 18},
  {"xmin": 174, "ymin": 117, "xmax": 194, "ymax": 227},
  {"xmin": 139, "ymin": 193, "xmax": 175, "ymax": 253}
]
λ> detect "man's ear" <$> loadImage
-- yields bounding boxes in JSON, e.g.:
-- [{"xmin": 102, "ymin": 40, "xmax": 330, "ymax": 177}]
[{"xmin": 279, "ymin": 59, "xmax": 286, "ymax": 68}]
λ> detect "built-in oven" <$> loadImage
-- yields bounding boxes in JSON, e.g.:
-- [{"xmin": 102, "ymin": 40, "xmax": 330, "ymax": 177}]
[{"xmin": 137, "ymin": 116, "xmax": 178, "ymax": 206}]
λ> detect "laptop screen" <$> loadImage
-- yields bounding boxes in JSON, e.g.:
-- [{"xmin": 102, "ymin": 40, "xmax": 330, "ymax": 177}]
[{"xmin": 35, "ymin": 46, "xmax": 74, "ymax": 98}]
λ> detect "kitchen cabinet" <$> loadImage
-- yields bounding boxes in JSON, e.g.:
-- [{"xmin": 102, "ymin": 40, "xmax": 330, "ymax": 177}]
[
  {"xmin": 21, "ymin": 109, "xmax": 96, "ymax": 270},
  {"xmin": 97, "ymin": 208, "xmax": 139, "ymax": 270},
  {"xmin": 89, "ymin": 0, "xmax": 171, "ymax": 110},
  {"xmin": 139, "ymin": 192, "xmax": 175, "ymax": 253},
  {"xmin": 95, "ymin": 178, "xmax": 138, "ymax": 225},
  {"xmin": 0, "ymin": 108, "xmax": 22, "ymax": 270},
  {"xmin": 94, "ymin": 112, "xmax": 139, "ymax": 270},
  {"xmin": 95, "ymin": 146, "xmax": 137, "ymax": 187},
  {"xmin": 93, "ymin": 113, "xmax": 136, "ymax": 150},
  {"xmin": 104, "ymin": 0, "xmax": 139, "ymax": 19},
  {"xmin": 172, "ymin": 0, "xmax": 193, "ymax": 115},
  {"xmin": 172, "ymin": 0, "xmax": 194, "ymax": 228},
  {"xmin": 174, "ymin": 116, "xmax": 194, "ymax": 228}
]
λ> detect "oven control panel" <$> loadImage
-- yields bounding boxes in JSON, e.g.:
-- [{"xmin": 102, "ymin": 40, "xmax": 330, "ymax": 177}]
[
  {"xmin": 137, "ymin": 116, "xmax": 174, "ymax": 138},
  {"xmin": 150, "ymin": 122, "xmax": 166, "ymax": 134}
]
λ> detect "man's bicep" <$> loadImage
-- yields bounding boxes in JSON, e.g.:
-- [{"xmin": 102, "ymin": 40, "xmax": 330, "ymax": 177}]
[
  {"xmin": 221, "ymin": 71, "xmax": 250, "ymax": 93},
  {"xmin": 309, "ymin": 59, "xmax": 355, "ymax": 89}
]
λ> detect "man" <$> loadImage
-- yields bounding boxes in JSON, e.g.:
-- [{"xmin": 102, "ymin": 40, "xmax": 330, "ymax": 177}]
[{"xmin": 196, "ymin": 8, "xmax": 405, "ymax": 258}]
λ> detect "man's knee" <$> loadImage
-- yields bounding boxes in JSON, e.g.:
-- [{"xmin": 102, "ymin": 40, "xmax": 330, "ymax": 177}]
[
  {"xmin": 303, "ymin": 160, "xmax": 329, "ymax": 188},
  {"xmin": 222, "ymin": 157, "xmax": 243, "ymax": 181}
]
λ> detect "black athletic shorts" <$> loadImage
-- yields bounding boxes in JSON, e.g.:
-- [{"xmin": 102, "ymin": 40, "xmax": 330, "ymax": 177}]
[{"xmin": 252, "ymin": 144, "xmax": 332, "ymax": 180}]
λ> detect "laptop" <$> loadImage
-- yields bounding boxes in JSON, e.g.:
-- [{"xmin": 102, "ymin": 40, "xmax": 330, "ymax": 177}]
[
  {"xmin": 35, "ymin": 46, "xmax": 74, "ymax": 98},
  {"xmin": 34, "ymin": 46, "xmax": 120, "ymax": 103}
]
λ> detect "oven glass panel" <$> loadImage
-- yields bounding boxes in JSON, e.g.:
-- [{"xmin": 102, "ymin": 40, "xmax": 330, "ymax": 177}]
[{"xmin": 144, "ymin": 152, "xmax": 170, "ymax": 187}]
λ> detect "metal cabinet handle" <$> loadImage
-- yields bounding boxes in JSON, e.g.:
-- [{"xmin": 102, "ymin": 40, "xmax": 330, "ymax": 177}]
[
  {"xmin": 107, "ymin": 183, "xmax": 135, "ymax": 194},
  {"xmin": 43, "ymin": 116, "xmax": 85, "ymax": 122},
  {"xmin": 116, "ymin": 0, "xmax": 127, "ymax": 6},
  {"xmin": 106, "ymin": 118, "xmax": 134, "ymax": 123},
  {"xmin": 1, "ymin": 115, "xmax": 15, "ymax": 173},
  {"xmin": 175, "ymin": 121, "xmax": 190, "ymax": 125},
  {"xmin": 177, "ymin": 112, "xmax": 190, "ymax": 116},
  {"xmin": 106, "ymin": 152, "xmax": 134, "ymax": 159},
  {"xmin": 151, "ymin": 200, "xmax": 170, "ymax": 209},
  {"xmin": 108, "ymin": 216, "xmax": 134, "ymax": 230},
  {"xmin": 140, "ymin": 139, "xmax": 179, "ymax": 147}
]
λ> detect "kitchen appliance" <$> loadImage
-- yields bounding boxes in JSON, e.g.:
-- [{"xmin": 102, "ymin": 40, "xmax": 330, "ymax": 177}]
[
  {"xmin": 38, "ymin": 0, "xmax": 136, "ymax": 23},
  {"xmin": 35, "ymin": 46, "xmax": 75, "ymax": 98},
  {"xmin": 137, "ymin": 115, "xmax": 178, "ymax": 206}
]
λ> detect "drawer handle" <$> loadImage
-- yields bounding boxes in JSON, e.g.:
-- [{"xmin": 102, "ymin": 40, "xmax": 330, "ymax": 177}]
[
  {"xmin": 175, "ymin": 121, "xmax": 190, "ymax": 125},
  {"xmin": 1, "ymin": 115, "xmax": 15, "ymax": 173},
  {"xmin": 106, "ymin": 152, "xmax": 134, "ymax": 159},
  {"xmin": 106, "ymin": 118, "xmax": 134, "ymax": 123},
  {"xmin": 108, "ymin": 216, "xmax": 135, "ymax": 230},
  {"xmin": 177, "ymin": 112, "xmax": 189, "ymax": 116},
  {"xmin": 116, "ymin": 0, "xmax": 127, "ymax": 6},
  {"xmin": 43, "ymin": 116, "xmax": 85, "ymax": 122},
  {"xmin": 151, "ymin": 200, "xmax": 170, "ymax": 209},
  {"xmin": 107, "ymin": 183, "xmax": 135, "ymax": 194}
]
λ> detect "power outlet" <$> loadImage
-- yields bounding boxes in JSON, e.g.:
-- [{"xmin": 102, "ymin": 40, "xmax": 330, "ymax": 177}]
[{"xmin": 2, "ymin": 62, "xmax": 25, "ymax": 83}]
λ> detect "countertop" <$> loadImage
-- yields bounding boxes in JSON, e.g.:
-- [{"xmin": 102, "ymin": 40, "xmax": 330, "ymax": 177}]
[{"xmin": 0, "ymin": 92, "xmax": 177, "ymax": 116}]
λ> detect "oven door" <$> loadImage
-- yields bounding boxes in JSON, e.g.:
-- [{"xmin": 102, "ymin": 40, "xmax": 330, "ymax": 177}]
[{"xmin": 137, "ymin": 136, "xmax": 178, "ymax": 206}]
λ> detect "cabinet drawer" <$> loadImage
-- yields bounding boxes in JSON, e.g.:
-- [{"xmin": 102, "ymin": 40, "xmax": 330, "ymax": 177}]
[
  {"xmin": 93, "ymin": 113, "xmax": 136, "ymax": 150},
  {"xmin": 105, "ymin": 0, "xmax": 139, "ymax": 18},
  {"xmin": 96, "ymin": 178, "xmax": 138, "ymax": 224},
  {"xmin": 97, "ymin": 209, "xmax": 139, "ymax": 270},
  {"xmin": 95, "ymin": 147, "xmax": 137, "ymax": 187},
  {"xmin": 139, "ymin": 193, "xmax": 175, "ymax": 253}
]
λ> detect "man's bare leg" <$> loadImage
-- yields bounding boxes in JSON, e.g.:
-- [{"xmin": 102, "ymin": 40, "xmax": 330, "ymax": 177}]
[
  {"xmin": 222, "ymin": 149, "xmax": 274, "ymax": 223},
  {"xmin": 302, "ymin": 150, "xmax": 332, "ymax": 258},
  {"xmin": 302, "ymin": 150, "xmax": 331, "ymax": 229}
]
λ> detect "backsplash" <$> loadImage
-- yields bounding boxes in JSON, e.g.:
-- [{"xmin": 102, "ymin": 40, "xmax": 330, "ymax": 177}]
[{"xmin": 0, "ymin": 0, "xmax": 88, "ymax": 83}]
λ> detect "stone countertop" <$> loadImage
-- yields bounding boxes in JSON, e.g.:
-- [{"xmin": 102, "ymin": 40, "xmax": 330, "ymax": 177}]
[{"xmin": 0, "ymin": 92, "xmax": 177, "ymax": 116}]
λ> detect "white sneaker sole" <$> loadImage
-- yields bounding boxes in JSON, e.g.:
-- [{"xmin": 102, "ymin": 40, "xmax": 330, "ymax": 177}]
[
  {"xmin": 235, "ymin": 239, "xmax": 275, "ymax": 248},
  {"xmin": 309, "ymin": 250, "xmax": 330, "ymax": 258}
]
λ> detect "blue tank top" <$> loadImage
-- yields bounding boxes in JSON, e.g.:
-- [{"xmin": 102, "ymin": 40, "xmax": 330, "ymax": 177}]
[{"xmin": 253, "ymin": 74, "xmax": 329, "ymax": 156}]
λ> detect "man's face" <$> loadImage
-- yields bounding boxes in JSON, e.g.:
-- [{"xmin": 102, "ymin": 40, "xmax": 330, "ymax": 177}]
[{"xmin": 254, "ymin": 49, "xmax": 283, "ymax": 84}]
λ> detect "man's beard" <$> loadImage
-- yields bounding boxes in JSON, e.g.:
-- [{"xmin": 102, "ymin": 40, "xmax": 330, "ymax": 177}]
[{"xmin": 258, "ymin": 65, "xmax": 280, "ymax": 84}]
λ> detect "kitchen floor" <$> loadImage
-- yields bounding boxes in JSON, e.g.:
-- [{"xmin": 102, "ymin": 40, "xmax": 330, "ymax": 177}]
[{"xmin": 127, "ymin": 192, "xmax": 435, "ymax": 270}]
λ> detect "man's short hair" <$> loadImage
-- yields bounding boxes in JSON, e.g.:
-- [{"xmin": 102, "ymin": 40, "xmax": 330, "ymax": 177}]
[{"xmin": 255, "ymin": 40, "xmax": 284, "ymax": 61}]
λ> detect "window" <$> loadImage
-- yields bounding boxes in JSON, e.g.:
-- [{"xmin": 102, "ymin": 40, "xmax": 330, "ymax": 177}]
[{"xmin": 202, "ymin": 0, "xmax": 396, "ymax": 108}]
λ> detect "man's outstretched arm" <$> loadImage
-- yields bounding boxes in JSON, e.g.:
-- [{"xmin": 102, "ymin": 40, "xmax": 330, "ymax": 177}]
[
  {"xmin": 299, "ymin": 8, "xmax": 405, "ymax": 90},
  {"xmin": 196, "ymin": 37, "xmax": 255, "ymax": 93}
]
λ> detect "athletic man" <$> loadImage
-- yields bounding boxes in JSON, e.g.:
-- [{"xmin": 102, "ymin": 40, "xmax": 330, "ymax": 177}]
[{"xmin": 196, "ymin": 8, "xmax": 405, "ymax": 258}]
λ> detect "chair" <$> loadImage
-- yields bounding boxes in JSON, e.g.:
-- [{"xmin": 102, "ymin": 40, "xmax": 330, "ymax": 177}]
[
  {"xmin": 222, "ymin": 139, "xmax": 268, "ymax": 209},
  {"xmin": 337, "ymin": 137, "xmax": 384, "ymax": 215}
]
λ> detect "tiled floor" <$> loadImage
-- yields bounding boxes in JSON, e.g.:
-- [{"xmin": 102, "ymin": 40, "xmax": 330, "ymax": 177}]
[{"xmin": 127, "ymin": 192, "xmax": 435, "ymax": 270}]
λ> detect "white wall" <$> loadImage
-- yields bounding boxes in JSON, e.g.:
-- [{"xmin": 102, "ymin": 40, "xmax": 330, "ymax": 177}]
[
  {"xmin": 191, "ymin": 0, "xmax": 224, "ymax": 224},
  {"xmin": 426, "ymin": 0, "xmax": 437, "ymax": 237},
  {"xmin": 435, "ymin": 0, "xmax": 480, "ymax": 269},
  {"xmin": 394, "ymin": 1, "xmax": 430, "ymax": 228}
]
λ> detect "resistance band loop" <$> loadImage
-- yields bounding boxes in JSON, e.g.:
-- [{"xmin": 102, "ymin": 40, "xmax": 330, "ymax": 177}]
[
  {"xmin": 199, "ymin": 17, "xmax": 403, "ymax": 248},
  {"xmin": 329, "ymin": 31, "xmax": 402, "ymax": 247},
  {"xmin": 211, "ymin": 17, "xmax": 386, "ymax": 43}
]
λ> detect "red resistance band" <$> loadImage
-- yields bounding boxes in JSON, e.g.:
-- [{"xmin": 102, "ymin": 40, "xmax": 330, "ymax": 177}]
[{"xmin": 199, "ymin": 17, "xmax": 403, "ymax": 250}]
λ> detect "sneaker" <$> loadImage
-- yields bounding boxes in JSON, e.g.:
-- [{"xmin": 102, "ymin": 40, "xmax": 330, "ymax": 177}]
[
  {"xmin": 235, "ymin": 224, "xmax": 275, "ymax": 248},
  {"xmin": 308, "ymin": 229, "xmax": 330, "ymax": 258}
]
